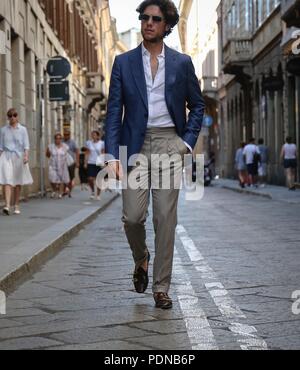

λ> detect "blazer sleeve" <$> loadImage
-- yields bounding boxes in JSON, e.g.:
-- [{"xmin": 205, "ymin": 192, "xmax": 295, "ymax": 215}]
[
  {"xmin": 105, "ymin": 56, "xmax": 124, "ymax": 161},
  {"xmin": 182, "ymin": 56, "xmax": 205, "ymax": 149}
]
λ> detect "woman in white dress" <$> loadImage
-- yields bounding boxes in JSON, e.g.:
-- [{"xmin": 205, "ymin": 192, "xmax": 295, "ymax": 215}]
[
  {"xmin": 280, "ymin": 137, "xmax": 298, "ymax": 191},
  {"xmin": 0, "ymin": 108, "xmax": 33, "ymax": 216},
  {"xmin": 46, "ymin": 133, "xmax": 70, "ymax": 199}
]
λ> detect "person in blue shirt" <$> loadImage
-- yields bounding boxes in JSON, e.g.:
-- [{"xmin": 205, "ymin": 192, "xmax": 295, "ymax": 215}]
[
  {"xmin": 235, "ymin": 142, "xmax": 247, "ymax": 188},
  {"xmin": 0, "ymin": 108, "xmax": 33, "ymax": 215},
  {"xmin": 258, "ymin": 138, "xmax": 269, "ymax": 188}
]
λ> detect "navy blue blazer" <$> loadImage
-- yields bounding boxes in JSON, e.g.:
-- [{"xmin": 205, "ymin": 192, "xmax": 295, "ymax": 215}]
[{"xmin": 105, "ymin": 44, "xmax": 205, "ymax": 161}]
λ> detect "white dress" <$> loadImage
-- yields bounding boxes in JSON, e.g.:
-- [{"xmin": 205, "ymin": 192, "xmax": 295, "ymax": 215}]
[
  {"xmin": 48, "ymin": 144, "xmax": 70, "ymax": 184},
  {"xmin": 0, "ymin": 151, "xmax": 33, "ymax": 186}
]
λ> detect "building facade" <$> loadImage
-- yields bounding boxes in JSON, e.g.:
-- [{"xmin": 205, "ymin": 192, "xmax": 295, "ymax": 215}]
[
  {"xmin": 118, "ymin": 27, "xmax": 142, "ymax": 51},
  {"xmin": 178, "ymin": 0, "xmax": 220, "ymax": 162},
  {"xmin": 0, "ymin": 0, "xmax": 117, "ymax": 196},
  {"xmin": 218, "ymin": 0, "xmax": 300, "ymax": 184}
]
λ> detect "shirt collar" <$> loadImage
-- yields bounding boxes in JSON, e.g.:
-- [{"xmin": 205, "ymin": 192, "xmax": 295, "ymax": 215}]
[
  {"xmin": 142, "ymin": 43, "xmax": 165, "ymax": 58},
  {"xmin": 8, "ymin": 123, "xmax": 20, "ymax": 129}
]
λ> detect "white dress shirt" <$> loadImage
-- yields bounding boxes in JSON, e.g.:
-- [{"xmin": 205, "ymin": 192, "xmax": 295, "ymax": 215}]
[
  {"xmin": 142, "ymin": 43, "xmax": 191, "ymax": 153},
  {"xmin": 142, "ymin": 43, "xmax": 175, "ymax": 128}
]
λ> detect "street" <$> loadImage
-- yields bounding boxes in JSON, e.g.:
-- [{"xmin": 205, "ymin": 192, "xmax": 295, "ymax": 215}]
[{"xmin": 0, "ymin": 186, "xmax": 300, "ymax": 350}]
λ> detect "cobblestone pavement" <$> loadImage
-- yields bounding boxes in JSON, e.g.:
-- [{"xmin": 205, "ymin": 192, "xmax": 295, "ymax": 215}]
[{"xmin": 0, "ymin": 187, "xmax": 300, "ymax": 350}]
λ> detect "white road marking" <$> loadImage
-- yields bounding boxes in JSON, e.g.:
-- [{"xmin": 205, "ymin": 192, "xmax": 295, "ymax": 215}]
[
  {"xmin": 205, "ymin": 282, "xmax": 246, "ymax": 319},
  {"xmin": 173, "ymin": 249, "xmax": 219, "ymax": 350},
  {"xmin": 195, "ymin": 263, "xmax": 215, "ymax": 279},
  {"xmin": 176, "ymin": 225, "xmax": 204, "ymax": 262},
  {"xmin": 229, "ymin": 323, "xmax": 268, "ymax": 350},
  {"xmin": 176, "ymin": 225, "xmax": 268, "ymax": 350}
]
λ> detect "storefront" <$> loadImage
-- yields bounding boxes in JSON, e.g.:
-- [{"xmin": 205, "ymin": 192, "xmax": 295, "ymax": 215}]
[
  {"xmin": 286, "ymin": 56, "xmax": 300, "ymax": 181},
  {"xmin": 281, "ymin": 25, "xmax": 300, "ymax": 182}
]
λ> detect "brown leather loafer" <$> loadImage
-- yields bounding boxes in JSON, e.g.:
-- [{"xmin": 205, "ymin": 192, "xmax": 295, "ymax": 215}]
[
  {"xmin": 154, "ymin": 293, "xmax": 173, "ymax": 310},
  {"xmin": 133, "ymin": 253, "xmax": 150, "ymax": 294}
]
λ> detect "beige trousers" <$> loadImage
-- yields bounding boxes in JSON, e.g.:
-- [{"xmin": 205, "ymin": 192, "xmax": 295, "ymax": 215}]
[{"xmin": 122, "ymin": 127, "xmax": 187, "ymax": 293}]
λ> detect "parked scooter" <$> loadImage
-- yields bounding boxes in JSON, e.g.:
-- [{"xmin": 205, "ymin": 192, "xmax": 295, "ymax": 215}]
[
  {"xmin": 204, "ymin": 162, "xmax": 212, "ymax": 187},
  {"xmin": 192, "ymin": 158, "xmax": 213, "ymax": 186}
]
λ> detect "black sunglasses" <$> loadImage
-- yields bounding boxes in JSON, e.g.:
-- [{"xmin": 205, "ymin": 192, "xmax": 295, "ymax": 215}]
[
  {"xmin": 139, "ymin": 14, "xmax": 164, "ymax": 23},
  {"xmin": 8, "ymin": 113, "xmax": 18, "ymax": 118}
]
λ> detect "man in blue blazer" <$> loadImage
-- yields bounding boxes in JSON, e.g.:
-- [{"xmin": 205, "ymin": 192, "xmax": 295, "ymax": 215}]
[{"xmin": 105, "ymin": 0, "xmax": 205, "ymax": 309}]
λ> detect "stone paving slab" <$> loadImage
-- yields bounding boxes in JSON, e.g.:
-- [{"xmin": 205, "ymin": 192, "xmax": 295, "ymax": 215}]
[{"xmin": 0, "ymin": 188, "xmax": 119, "ymax": 292}]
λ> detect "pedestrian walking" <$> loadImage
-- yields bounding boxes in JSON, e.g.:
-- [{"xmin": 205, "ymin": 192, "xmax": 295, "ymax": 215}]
[
  {"xmin": 63, "ymin": 130, "xmax": 80, "ymax": 198},
  {"xmin": 243, "ymin": 138, "xmax": 261, "ymax": 187},
  {"xmin": 235, "ymin": 142, "xmax": 247, "ymax": 188},
  {"xmin": 105, "ymin": 0, "xmax": 204, "ymax": 309},
  {"xmin": 85, "ymin": 131, "xmax": 105, "ymax": 200},
  {"xmin": 79, "ymin": 147, "xmax": 89, "ymax": 191},
  {"xmin": 280, "ymin": 137, "xmax": 297, "ymax": 191},
  {"xmin": 46, "ymin": 133, "xmax": 70, "ymax": 199},
  {"xmin": 258, "ymin": 138, "xmax": 269, "ymax": 188},
  {"xmin": 0, "ymin": 108, "xmax": 33, "ymax": 215}
]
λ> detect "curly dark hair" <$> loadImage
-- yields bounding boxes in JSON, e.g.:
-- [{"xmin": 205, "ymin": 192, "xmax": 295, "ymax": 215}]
[{"xmin": 136, "ymin": 0, "xmax": 180, "ymax": 38}]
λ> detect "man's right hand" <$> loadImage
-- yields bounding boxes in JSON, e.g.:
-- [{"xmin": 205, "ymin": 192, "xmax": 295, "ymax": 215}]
[{"xmin": 107, "ymin": 161, "xmax": 124, "ymax": 181}]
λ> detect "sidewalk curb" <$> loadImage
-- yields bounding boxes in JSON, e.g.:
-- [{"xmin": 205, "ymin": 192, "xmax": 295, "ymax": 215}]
[
  {"xmin": 221, "ymin": 185, "xmax": 273, "ymax": 200},
  {"xmin": 0, "ymin": 193, "xmax": 120, "ymax": 293}
]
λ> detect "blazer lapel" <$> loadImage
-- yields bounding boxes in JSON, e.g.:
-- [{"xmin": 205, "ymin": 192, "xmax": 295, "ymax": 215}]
[
  {"xmin": 165, "ymin": 45, "xmax": 178, "ymax": 110},
  {"xmin": 129, "ymin": 45, "xmax": 148, "ymax": 110}
]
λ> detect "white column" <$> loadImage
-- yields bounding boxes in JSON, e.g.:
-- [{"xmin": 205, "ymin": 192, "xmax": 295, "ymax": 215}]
[
  {"xmin": 11, "ymin": 36, "xmax": 26, "ymax": 120},
  {"xmin": 0, "ymin": 20, "xmax": 12, "ymax": 121}
]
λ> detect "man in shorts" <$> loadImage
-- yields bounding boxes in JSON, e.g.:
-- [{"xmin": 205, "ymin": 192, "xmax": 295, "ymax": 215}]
[{"xmin": 243, "ymin": 138, "xmax": 261, "ymax": 187}]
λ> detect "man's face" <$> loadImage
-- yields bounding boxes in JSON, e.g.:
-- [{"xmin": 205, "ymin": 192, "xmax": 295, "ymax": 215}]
[
  {"xmin": 64, "ymin": 132, "xmax": 71, "ymax": 141},
  {"xmin": 140, "ymin": 5, "xmax": 169, "ymax": 43}
]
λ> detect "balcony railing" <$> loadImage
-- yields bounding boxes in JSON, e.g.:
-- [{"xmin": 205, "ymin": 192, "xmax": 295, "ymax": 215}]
[{"xmin": 223, "ymin": 39, "xmax": 253, "ymax": 66}]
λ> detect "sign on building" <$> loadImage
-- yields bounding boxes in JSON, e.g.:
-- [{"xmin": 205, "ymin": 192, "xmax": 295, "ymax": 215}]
[
  {"xmin": 46, "ymin": 56, "xmax": 71, "ymax": 102},
  {"xmin": 47, "ymin": 56, "xmax": 71, "ymax": 79},
  {"xmin": 49, "ymin": 80, "xmax": 70, "ymax": 102}
]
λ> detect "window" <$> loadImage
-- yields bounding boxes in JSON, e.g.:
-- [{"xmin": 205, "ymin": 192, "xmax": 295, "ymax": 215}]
[
  {"xmin": 227, "ymin": 10, "xmax": 232, "ymax": 38},
  {"xmin": 266, "ymin": 0, "xmax": 281, "ymax": 17},
  {"xmin": 227, "ymin": 2, "xmax": 239, "ymax": 38},
  {"xmin": 266, "ymin": 0, "xmax": 271, "ymax": 16},
  {"xmin": 236, "ymin": 0, "xmax": 240, "ymax": 29},
  {"xmin": 255, "ymin": 0, "xmax": 263, "ymax": 28},
  {"xmin": 245, "ymin": 0, "xmax": 253, "ymax": 32},
  {"xmin": 232, "ymin": 3, "xmax": 236, "ymax": 29},
  {"xmin": 274, "ymin": 0, "xmax": 281, "ymax": 8}
]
